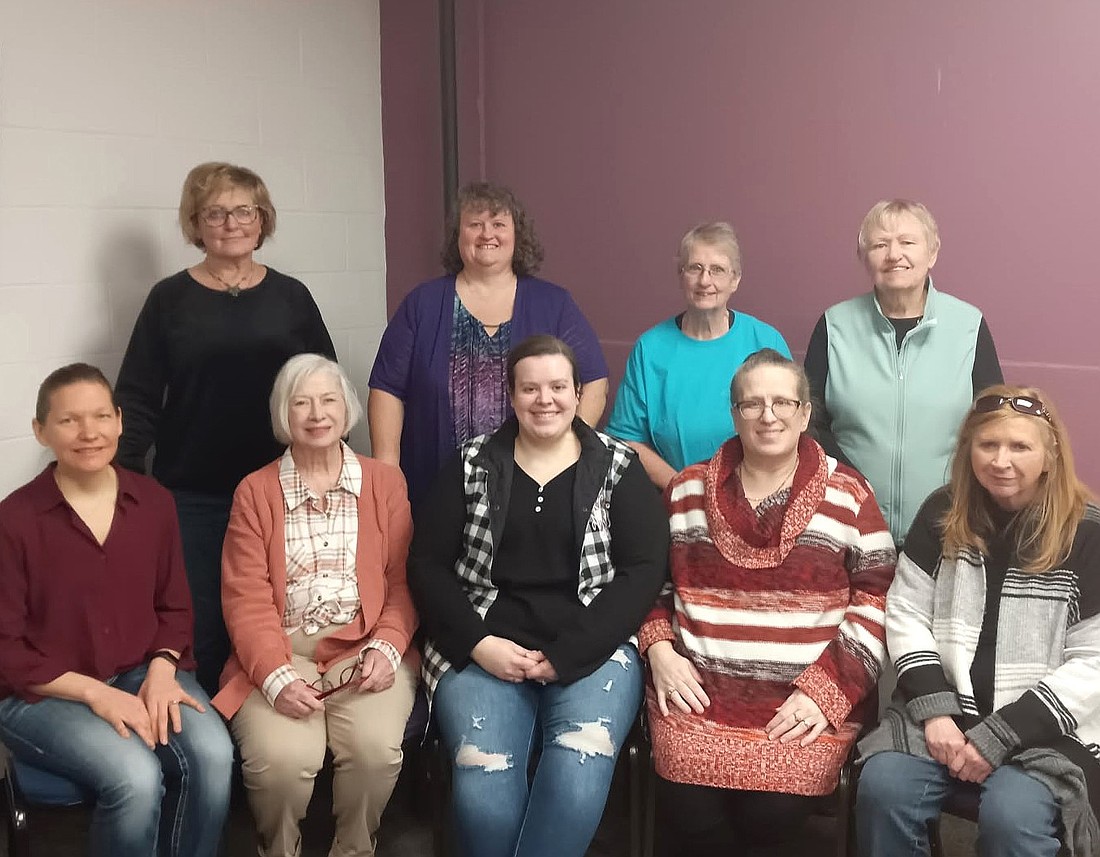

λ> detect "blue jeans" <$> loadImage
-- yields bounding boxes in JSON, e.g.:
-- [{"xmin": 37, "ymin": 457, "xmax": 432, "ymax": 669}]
[
  {"xmin": 0, "ymin": 665, "xmax": 233, "ymax": 857},
  {"xmin": 857, "ymin": 751, "xmax": 1060, "ymax": 857},
  {"xmin": 172, "ymin": 489, "xmax": 233, "ymax": 698},
  {"xmin": 434, "ymin": 644, "xmax": 644, "ymax": 857}
]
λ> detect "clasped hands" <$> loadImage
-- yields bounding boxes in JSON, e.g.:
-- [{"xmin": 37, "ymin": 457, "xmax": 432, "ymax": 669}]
[
  {"xmin": 471, "ymin": 635, "xmax": 559, "ymax": 684},
  {"xmin": 924, "ymin": 715, "xmax": 993, "ymax": 783}
]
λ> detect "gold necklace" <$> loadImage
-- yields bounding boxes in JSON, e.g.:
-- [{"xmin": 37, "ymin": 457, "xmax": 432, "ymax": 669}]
[
  {"xmin": 738, "ymin": 455, "xmax": 799, "ymax": 502},
  {"xmin": 205, "ymin": 260, "xmax": 254, "ymax": 297}
]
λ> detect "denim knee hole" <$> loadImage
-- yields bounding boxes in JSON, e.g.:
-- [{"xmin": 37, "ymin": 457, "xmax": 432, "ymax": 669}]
[{"xmin": 553, "ymin": 717, "xmax": 616, "ymax": 764}]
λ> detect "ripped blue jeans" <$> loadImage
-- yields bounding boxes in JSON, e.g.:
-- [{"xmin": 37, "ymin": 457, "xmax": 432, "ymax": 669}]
[{"xmin": 433, "ymin": 644, "xmax": 643, "ymax": 857}]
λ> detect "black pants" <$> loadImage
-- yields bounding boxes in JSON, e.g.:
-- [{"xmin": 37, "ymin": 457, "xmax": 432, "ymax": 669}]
[{"xmin": 656, "ymin": 775, "xmax": 816, "ymax": 856}]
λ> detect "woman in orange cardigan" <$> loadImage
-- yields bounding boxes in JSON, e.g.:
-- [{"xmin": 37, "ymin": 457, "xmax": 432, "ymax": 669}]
[{"xmin": 213, "ymin": 354, "xmax": 418, "ymax": 857}]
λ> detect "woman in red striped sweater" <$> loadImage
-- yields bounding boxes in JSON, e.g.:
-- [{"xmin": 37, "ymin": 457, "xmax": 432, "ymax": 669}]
[{"xmin": 638, "ymin": 348, "xmax": 897, "ymax": 855}]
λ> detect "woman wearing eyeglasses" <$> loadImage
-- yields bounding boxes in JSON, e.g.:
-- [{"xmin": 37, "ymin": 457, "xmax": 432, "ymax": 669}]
[
  {"xmin": 115, "ymin": 162, "xmax": 337, "ymax": 698},
  {"xmin": 640, "ymin": 348, "xmax": 895, "ymax": 856},
  {"xmin": 857, "ymin": 387, "xmax": 1100, "ymax": 857},
  {"xmin": 606, "ymin": 222, "xmax": 789, "ymax": 490},
  {"xmin": 804, "ymin": 199, "xmax": 1003, "ymax": 546},
  {"xmin": 214, "ymin": 354, "xmax": 418, "ymax": 857}
]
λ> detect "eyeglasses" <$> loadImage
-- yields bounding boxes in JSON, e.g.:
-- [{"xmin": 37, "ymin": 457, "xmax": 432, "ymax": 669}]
[
  {"xmin": 307, "ymin": 663, "xmax": 359, "ymax": 700},
  {"xmin": 734, "ymin": 398, "xmax": 803, "ymax": 420},
  {"xmin": 973, "ymin": 394, "xmax": 1051, "ymax": 422},
  {"xmin": 200, "ymin": 204, "xmax": 261, "ymax": 227},
  {"xmin": 681, "ymin": 262, "xmax": 734, "ymax": 280}
]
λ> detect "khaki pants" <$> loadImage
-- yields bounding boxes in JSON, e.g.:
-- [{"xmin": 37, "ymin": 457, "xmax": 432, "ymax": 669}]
[{"xmin": 231, "ymin": 627, "xmax": 417, "ymax": 857}]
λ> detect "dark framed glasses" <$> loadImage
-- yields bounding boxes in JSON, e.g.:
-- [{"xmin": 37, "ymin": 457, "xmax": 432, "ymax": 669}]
[
  {"xmin": 308, "ymin": 662, "xmax": 359, "ymax": 700},
  {"xmin": 973, "ymin": 394, "xmax": 1051, "ymax": 422}
]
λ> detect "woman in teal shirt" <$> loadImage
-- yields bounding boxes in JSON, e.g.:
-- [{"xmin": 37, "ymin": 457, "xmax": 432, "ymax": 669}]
[{"xmin": 606, "ymin": 222, "xmax": 789, "ymax": 489}]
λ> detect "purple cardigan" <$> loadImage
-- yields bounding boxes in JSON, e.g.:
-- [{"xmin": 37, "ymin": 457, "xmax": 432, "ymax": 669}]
[{"xmin": 369, "ymin": 275, "xmax": 608, "ymax": 508}]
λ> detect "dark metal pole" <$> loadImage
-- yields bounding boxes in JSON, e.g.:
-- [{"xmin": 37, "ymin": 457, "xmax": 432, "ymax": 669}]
[{"xmin": 439, "ymin": 0, "xmax": 459, "ymax": 219}]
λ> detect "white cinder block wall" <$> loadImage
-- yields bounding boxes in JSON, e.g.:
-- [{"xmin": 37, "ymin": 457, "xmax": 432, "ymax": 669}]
[{"xmin": 0, "ymin": 0, "xmax": 388, "ymax": 497}]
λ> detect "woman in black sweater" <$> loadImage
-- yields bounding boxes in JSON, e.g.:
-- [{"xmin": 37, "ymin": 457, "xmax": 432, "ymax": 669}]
[
  {"xmin": 408, "ymin": 335, "xmax": 668, "ymax": 857},
  {"xmin": 115, "ymin": 162, "xmax": 336, "ymax": 696}
]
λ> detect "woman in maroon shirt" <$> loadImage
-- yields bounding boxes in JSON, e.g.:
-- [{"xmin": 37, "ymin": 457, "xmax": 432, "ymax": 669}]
[{"xmin": 0, "ymin": 363, "xmax": 232, "ymax": 857}]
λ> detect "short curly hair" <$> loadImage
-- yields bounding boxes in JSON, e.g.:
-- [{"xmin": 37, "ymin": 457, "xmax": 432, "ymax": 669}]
[
  {"xmin": 440, "ymin": 182, "xmax": 544, "ymax": 276},
  {"xmin": 178, "ymin": 162, "xmax": 276, "ymax": 251}
]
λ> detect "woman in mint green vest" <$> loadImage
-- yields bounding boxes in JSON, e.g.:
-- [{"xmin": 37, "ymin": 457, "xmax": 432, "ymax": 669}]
[{"xmin": 804, "ymin": 199, "xmax": 1002, "ymax": 545}]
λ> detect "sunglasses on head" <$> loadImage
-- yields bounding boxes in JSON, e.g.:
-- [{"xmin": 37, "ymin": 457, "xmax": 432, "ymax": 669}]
[{"xmin": 973, "ymin": 394, "xmax": 1051, "ymax": 422}]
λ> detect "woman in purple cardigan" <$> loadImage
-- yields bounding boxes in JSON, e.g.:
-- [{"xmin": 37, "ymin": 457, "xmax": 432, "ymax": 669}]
[{"xmin": 368, "ymin": 182, "xmax": 608, "ymax": 508}]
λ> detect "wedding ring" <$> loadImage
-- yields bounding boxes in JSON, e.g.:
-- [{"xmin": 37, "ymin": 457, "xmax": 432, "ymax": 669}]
[{"xmin": 666, "ymin": 688, "xmax": 680, "ymax": 698}]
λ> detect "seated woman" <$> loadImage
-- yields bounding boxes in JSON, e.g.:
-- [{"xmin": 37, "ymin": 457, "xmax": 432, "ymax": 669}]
[
  {"xmin": 213, "ymin": 354, "xmax": 418, "ymax": 857},
  {"xmin": 640, "ymin": 348, "xmax": 896, "ymax": 856},
  {"xmin": 0, "ymin": 363, "xmax": 233, "ymax": 857},
  {"xmin": 858, "ymin": 386, "xmax": 1100, "ymax": 857},
  {"xmin": 408, "ymin": 335, "xmax": 669, "ymax": 857},
  {"xmin": 606, "ymin": 221, "xmax": 789, "ymax": 489}
]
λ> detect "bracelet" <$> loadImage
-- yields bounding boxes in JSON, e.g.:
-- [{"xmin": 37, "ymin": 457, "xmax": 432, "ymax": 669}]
[{"xmin": 150, "ymin": 650, "xmax": 180, "ymax": 669}]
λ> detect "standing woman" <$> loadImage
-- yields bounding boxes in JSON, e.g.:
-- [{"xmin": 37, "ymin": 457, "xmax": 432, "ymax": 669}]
[
  {"xmin": 858, "ymin": 387, "xmax": 1100, "ymax": 857},
  {"xmin": 408, "ymin": 336, "xmax": 667, "ymax": 857},
  {"xmin": 804, "ymin": 199, "xmax": 1002, "ymax": 545},
  {"xmin": 0, "ymin": 364, "xmax": 233, "ymax": 857},
  {"xmin": 607, "ymin": 222, "xmax": 790, "ymax": 489},
  {"xmin": 115, "ymin": 162, "xmax": 337, "ymax": 696},
  {"xmin": 368, "ymin": 182, "xmax": 609, "ymax": 509}
]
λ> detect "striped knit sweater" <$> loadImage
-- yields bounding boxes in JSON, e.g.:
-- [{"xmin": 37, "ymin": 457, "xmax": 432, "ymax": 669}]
[{"xmin": 638, "ymin": 435, "xmax": 896, "ymax": 794}]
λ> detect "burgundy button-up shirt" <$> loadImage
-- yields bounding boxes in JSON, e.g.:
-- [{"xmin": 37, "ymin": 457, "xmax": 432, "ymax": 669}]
[{"xmin": 0, "ymin": 464, "xmax": 194, "ymax": 701}]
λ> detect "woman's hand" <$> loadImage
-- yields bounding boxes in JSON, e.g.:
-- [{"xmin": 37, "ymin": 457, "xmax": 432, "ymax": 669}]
[
  {"xmin": 356, "ymin": 649, "xmax": 396, "ymax": 693},
  {"xmin": 766, "ymin": 689, "xmax": 831, "ymax": 746},
  {"xmin": 525, "ymin": 653, "xmax": 559, "ymax": 684},
  {"xmin": 85, "ymin": 683, "xmax": 157, "ymax": 749},
  {"xmin": 924, "ymin": 715, "xmax": 967, "ymax": 768},
  {"xmin": 137, "ymin": 659, "xmax": 205, "ymax": 744},
  {"xmin": 471, "ymin": 636, "xmax": 541, "ymax": 682},
  {"xmin": 949, "ymin": 742, "xmax": 993, "ymax": 783},
  {"xmin": 647, "ymin": 640, "xmax": 710, "ymax": 716},
  {"xmin": 273, "ymin": 679, "xmax": 325, "ymax": 719}
]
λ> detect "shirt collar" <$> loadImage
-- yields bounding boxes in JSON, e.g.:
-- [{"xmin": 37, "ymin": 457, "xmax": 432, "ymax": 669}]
[
  {"xmin": 29, "ymin": 462, "xmax": 141, "ymax": 514},
  {"xmin": 279, "ymin": 442, "xmax": 362, "ymax": 511}
]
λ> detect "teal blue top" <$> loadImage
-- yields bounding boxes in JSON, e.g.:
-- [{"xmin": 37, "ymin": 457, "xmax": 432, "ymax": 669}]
[{"xmin": 606, "ymin": 312, "xmax": 789, "ymax": 472}]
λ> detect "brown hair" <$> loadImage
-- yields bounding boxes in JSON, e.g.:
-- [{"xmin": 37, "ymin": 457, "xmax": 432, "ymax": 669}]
[
  {"xmin": 178, "ymin": 162, "xmax": 276, "ymax": 250},
  {"xmin": 35, "ymin": 363, "xmax": 115, "ymax": 424},
  {"xmin": 729, "ymin": 348, "xmax": 810, "ymax": 407},
  {"xmin": 441, "ymin": 182, "xmax": 544, "ymax": 276},
  {"xmin": 505, "ymin": 335, "xmax": 579, "ymax": 393},
  {"xmin": 942, "ymin": 384, "xmax": 1091, "ymax": 571}
]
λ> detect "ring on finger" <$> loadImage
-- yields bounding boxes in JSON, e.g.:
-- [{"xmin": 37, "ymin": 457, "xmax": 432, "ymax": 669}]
[{"xmin": 666, "ymin": 688, "xmax": 680, "ymax": 698}]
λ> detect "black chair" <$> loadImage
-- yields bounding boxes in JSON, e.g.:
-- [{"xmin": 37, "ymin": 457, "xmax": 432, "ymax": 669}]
[{"xmin": 2, "ymin": 750, "xmax": 90, "ymax": 857}]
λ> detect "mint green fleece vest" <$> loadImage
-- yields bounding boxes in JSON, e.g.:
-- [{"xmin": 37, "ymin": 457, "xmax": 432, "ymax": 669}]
[{"xmin": 823, "ymin": 283, "xmax": 983, "ymax": 544}]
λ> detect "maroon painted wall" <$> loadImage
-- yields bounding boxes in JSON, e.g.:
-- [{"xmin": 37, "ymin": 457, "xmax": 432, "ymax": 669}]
[{"xmin": 381, "ymin": 0, "xmax": 1100, "ymax": 489}]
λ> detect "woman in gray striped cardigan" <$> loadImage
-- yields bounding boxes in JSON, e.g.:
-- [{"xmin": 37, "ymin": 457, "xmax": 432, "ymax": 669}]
[{"xmin": 857, "ymin": 385, "xmax": 1100, "ymax": 857}]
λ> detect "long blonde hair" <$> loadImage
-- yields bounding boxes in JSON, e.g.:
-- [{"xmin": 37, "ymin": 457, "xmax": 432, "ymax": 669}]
[{"xmin": 942, "ymin": 384, "xmax": 1091, "ymax": 571}]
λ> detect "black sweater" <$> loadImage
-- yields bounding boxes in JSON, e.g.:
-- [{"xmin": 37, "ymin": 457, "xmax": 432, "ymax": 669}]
[{"xmin": 115, "ymin": 268, "xmax": 336, "ymax": 495}]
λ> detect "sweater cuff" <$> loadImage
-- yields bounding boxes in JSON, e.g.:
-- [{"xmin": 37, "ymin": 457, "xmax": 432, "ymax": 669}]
[
  {"xmin": 965, "ymin": 715, "xmax": 1017, "ymax": 769},
  {"xmin": 360, "ymin": 639, "xmax": 401, "ymax": 674},
  {"xmin": 637, "ymin": 619, "xmax": 676, "ymax": 656},
  {"xmin": 793, "ymin": 663, "xmax": 853, "ymax": 728},
  {"xmin": 906, "ymin": 691, "xmax": 964, "ymax": 723}
]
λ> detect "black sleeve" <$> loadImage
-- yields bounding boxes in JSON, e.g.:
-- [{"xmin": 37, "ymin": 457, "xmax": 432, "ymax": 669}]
[
  {"xmin": 115, "ymin": 287, "xmax": 168, "ymax": 474},
  {"xmin": 804, "ymin": 314, "xmax": 850, "ymax": 465},
  {"xmin": 297, "ymin": 284, "xmax": 338, "ymax": 361},
  {"xmin": 406, "ymin": 453, "xmax": 490, "ymax": 669},
  {"xmin": 971, "ymin": 318, "xmax": 1003, "ymax": 396},
  {"xmin": 541, "ymin": 457, "xmax": 671, "ymax": 684}
]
